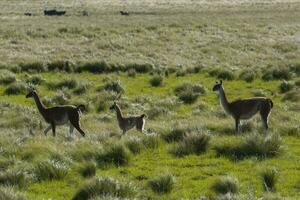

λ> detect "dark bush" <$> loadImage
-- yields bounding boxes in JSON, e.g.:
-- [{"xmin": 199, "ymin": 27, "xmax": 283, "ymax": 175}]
[
  {"xmin": 0, "ymin": 70, "xmax": 16, "ymax": 85},
  {"xmin": 20, "ymin": 62, "xmax": 47, "ymax": 72},
  {"xmin": 215, "ymin": 133, "xmax": 282, "ymax": 160},
  {"xmin": 148, "ymin": 173, "xmax": 175, "ymax": 193},
  {"xmin": 149, "ymin": 75, "xmax": 163, "ymax": 87},
  {"xmin": 96, "ymin": 144, "xmax": 131, "ymax": 166},
  {"xmin": 5, "ymin": 82, "xmax": 28, "ymax": 95},
  {"xmin": 174, "ymin": 82, "xmax": 206, "ymax": 104},
  {"xmin": 0, "ymin": 171, "xmax": 26, "ymax": 188},
  {"xmin": 48, "ymin": 60, "xmax": 74, "ymax": 72},
  {"xmin": 262, "ymin": 67, "xmax": 291, "ymax": 81},
  {"xmin": 212, "ymin": 176, "xmax": 239, "ymax": 194},
  {"xmin": 76, "ymin": 61, "xmax": 110, "ymax": 73},
  {"xmin": 79, "ymin": 162, "xmax": 96, "ymax": 178},
  {"xmin": 239, "ymin": 70, "xmax": 256, "ymax": 82},
  {"xmin": 279, "ymin": 81, "xmax": 294, "ymax": 93},
  {"xmin": 102, "ymin": 80, "xmax": 124, "ymax": 94},
  {"xmin": 261, "ymin": 167, "xmax": 278, "ymax": 192},
  {"xmin": 171, "ymin": 132, "xmax": 210, "ymax": 157}
]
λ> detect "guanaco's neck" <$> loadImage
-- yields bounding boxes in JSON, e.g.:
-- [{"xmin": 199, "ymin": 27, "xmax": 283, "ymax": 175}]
[
  {"xmin": 33, "ymin": 93, "xmax": 46, "ymax": 114},
  {"xmin": 115, "ymin": 105, "xmax": 124, "ymax": 121},
  {"xmin": 218, "ymin": 87, "xmax": 231, "ymax": 115}
]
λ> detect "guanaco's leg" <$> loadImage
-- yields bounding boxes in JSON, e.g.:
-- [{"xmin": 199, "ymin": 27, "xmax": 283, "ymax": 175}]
[
  {"xmin": 235, "ymin": 118, "xmax": 240, "ymax": 133},
  {"xmin": 51, "ymin": 122, "xmax": 56, "ymax": 137},
  {"xmin": 44, "ymin": 125, "xmax": 52, "ymax": 136},
  {"xmin": 260, "ymin": 105, "xmax": 271, "ymax": 130},
  {"xmin": 69, "ymin": 112, "xmax": 85, "ymax": 137},
  {"xmin": 69, "ymin": 124, "xmax": 74, "ymax": 136}
]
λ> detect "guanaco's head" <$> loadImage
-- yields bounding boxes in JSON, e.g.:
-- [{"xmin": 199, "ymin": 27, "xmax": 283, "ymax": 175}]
[
  {"xmin": 109, "ymin": 102, "xmax": 118, "ymax": 111},
  {"xmin": 212, "ymin": 80, "xmax": 223, "ymax": 92},
  {"xmin": 26, "ymin": 90, "xmax": 37, "ymax": 98}
]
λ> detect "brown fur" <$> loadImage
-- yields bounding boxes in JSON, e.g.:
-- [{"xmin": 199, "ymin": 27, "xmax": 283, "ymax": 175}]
[
  {"xmin": 26, "ymin": 90, "xmax": 86, "ymax": 137},
  {"xmin": 110, "ymin": 102, "xmax": 146, "ymax": 134},
  {"xmin": 213, "ymin": 80, "xmax": 273, "ymax": 132}
]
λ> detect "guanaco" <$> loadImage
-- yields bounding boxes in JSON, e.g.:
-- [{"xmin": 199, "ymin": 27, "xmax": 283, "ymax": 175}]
[
  {"xmin": 213, "ymin": 80, "xmax": 273, "ymax": 132},
  {"xmin": 110, "ymin": 102, "xmax": 146, "ymax": 134},
  {"xmin": 26, "ymin": 90, "xmax": 86, "ymax": 137}
]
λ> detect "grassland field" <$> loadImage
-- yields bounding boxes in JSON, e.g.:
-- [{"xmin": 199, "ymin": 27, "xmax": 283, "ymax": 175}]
[{"xmin": 0, "ymin": 0, "xmax": 300, "ymax": 200}]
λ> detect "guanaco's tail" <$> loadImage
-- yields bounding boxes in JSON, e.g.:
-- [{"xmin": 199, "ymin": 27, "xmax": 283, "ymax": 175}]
[
  {"xmin": 76, "ymin": 104, "xmax": 86, "ymax": 112},
  {"xmin": 267, "ymin": 98, "xmax": 273, "ymax": 109},
  {"xmin": 140, "ymin": 114, "xmax": 147, "ymax": 119}
]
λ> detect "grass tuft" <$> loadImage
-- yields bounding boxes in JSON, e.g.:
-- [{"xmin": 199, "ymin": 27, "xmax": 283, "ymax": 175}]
[
  {"xmin": 215, "ymin": 133, "xmax": 282, "ymax": 160},
  {"xmin": 262, "ymin": 67, "xmax": 291, "ymax": 81},
  {"xmin": 34, "ymin": 160, "xmax": 69, "ymax": 181},
  {"xmin": 5, "ymin": 82, "xmax": 28, "ymax": 95},
  {"xmin": 148, "ymin": 173, "xmax": 175, "ymax": 193},
  {"xmin": 163, "ymin": 126, "xmax": 187, "ymax": 142},
  {"xmin": 0, "ymin": 171, "xmax": 26, "ymax": 188},
  {"xmin": 171, "ymin": 132, "xmax": 210, "ymax": 157},
  {"xmin": 279, "ymin": 80, "xmax": 294, "ymax": 93},
  {"xmin": 261, "ymin": 167, "xmax": 278, "ymax": 192},
  {"xmin": 174, "ymin": 82, "xmax": 206, "ymax": 104},
  {"xmin": 0, "ymin": 70, "xmax": 16, "ymax": 85},
  {"xmin": 97, "ymin": 144, "xmax": 131, "ymax": 166},
  {"xmin": 149, "ymin": 74, "xmax": 163, "ymax": 87},
  {"xmin": 0, "ymin": 187, "xmax": 27, "ymax": 200},
  {"xmin": 212, "ymin": 176, "xmax": 239, "ymax": 194},
  {"xmin": 125, "ymin": 137, "xmax": 144, "ymax": 155},
  {"xmin": 78, "ymin": 162, "xmax": 97, "ymax": 178},
  {"xmin": 72, "ymin": 177, "xmax": 135, "ymax": 200}
]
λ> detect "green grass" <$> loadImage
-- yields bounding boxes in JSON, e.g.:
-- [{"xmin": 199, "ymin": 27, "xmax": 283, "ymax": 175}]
[{"xmin": 0, "ymin": 0, "xmax": 299, "ymax": 199}]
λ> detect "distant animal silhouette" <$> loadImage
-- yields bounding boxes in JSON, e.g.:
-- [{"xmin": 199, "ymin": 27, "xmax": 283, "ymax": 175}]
[
  {"xmin": 120, "ymin": 11, "xmax": 129, "ymax": 16},
  {"xmin": 44, "ymin": 9, "xmax": 66, "ymax": 16}
]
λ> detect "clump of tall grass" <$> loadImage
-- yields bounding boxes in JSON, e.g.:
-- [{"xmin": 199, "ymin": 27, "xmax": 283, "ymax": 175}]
[
  {"xmin": 0, "ymin": 171, "xmax": 26, "ymax": 188},
  {"xmin": 0, "ymin": 69, "xmax": 16, "ymax": 85},
  {"xmin": 96, "ymin": 144, "xmax": 131, "ymax": 167},
  {"xmin": 209, "ymin": 69, "xmax": 235, "ymax": 80},
  {"xmin": 260, "ymin": 167, "xmax": 278, "ymax": 192},
  {"xmin": 127, "ymin": 68, "xmax": 136, "ymax": 77},
  {"xmin": 25, "ymin": 74, "xmax": 45, "ymax": 85},
  {"xmin": 212, "ymin": 176, "xmax": 239, "ymax": 194},
  {"xmin": 76, "ymin": 61, "xmax": 111, "ymax": 73},
  {"xmin": 279, "ymin": 80, "xmax": 294, "ymax": 93},
  {"xmin": 239, "ymin": 69, "xmax": 256, "ymax": 82},
  {"xmin": 47, "ymin": 60, "xmax": 74, "ymax": 72},
  {"xmin": 78, "ymin": 162, "xmax": 97, "ymax": 178},
  {"xmin": 141, "ymin": 135, "xmax": 160, "ymax": 149},
  {"xmin": 101, "ymin": 79, "xmax": 124, "ymax": 94},
  {"xmin": 171, "ymin": 132, "xmax": 210, "ymax": 157},
  {"xmin": 73, "ymin": 83, "xmax": 89, "ymax": 95},
  {"xmin": 163, "ymin": 126, "xmax": 188, "ymax": 142},
  {"xmin": 42, "ymin": 90, "xmax": 70, "ymax": 106},
  {"xmin": 262, "ymin": 67, "xmax": 291, "ymax": 81},
  {"xmin": 34, "ymin": 160, "xmax": 69, "ymax": 181},
  {"xmin": 19, "ymin": 61, "xmax": 47, "ymax": 72},
  {"xmin": 5, "ymin": 82, "xmax": 28, "ymax": 95},
  {"xmin": 0, "ymin": 187, "xmax": 27, "ymax": 200},
  {"xmin": 146, "ymin": 106, "xmax": 170, "ymax": 119},
  {"xmin": 72, "ymin": 177, "xmax": 136, "ymax": 200},
  {"xmin": 52, "ymin": 78, "xmax": 79, "ymax": 89},
  {"xmin": 125, "ymin": 137, "xmax": 144, "ymax": 155},
  {"xmin": 149, "ymin": 74, "xmax": 163, "ymax": 87},
  {"xmin": 148, "ymin": 173, "xmax": 175, "ymax": 193},
  {"xmin": 282, "ymin": 89, "xmax": 300, "ymax": 102},
  {"xmin": 262, "ymin": 193, "xmax": 283, "ymax": 200},
  {"xmin": 215, "ymin": 133, "xmax": 282, "ymax": 160},
  {"xmin": 174, "ymin": 82, "xmax": 206, "ymax": 104}
]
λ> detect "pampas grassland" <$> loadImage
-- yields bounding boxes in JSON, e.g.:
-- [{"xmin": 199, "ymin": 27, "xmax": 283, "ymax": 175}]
[{"xmin": 0, "ymin": 0, "xmax": 299, "ymax": 199}]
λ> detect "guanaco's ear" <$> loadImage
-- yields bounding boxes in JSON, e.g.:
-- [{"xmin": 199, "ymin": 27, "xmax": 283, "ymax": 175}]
[{"xmin": 220, "ymin": 80, "xmax": 223, "ymax": 84}]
